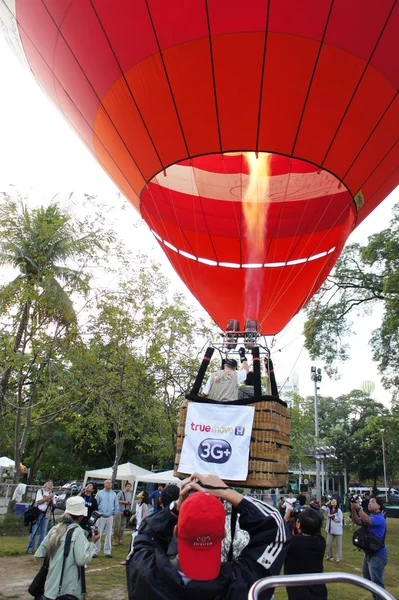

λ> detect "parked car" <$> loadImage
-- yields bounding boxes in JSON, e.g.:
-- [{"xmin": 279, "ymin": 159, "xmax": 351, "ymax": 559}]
[
  {"xmin": 377, "ymin": 490, "xmax": 399, "ymax": 502},
  {"xmin": 61, "ymin": 480, "xmax": 83, "ymax": 495}
]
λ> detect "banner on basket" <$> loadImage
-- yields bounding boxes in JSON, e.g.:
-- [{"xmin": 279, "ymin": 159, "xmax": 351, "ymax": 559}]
[{"xmin": 179, "ymin": 402, "xmax": 255, "ymax": 480}]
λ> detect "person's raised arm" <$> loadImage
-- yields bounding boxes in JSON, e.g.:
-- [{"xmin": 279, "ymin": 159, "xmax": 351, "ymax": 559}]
[{"xmin": 351, "ymin": 503, "xmax": 371, "ymax": 526}]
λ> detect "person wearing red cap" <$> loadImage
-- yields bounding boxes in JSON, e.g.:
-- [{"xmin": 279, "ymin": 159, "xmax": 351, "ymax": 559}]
[{"xmin": 127, "ymin": 472, "xmax": 289, "ymax": 599}]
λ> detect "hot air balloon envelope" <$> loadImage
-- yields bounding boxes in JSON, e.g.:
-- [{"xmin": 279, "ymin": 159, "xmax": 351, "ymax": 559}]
[
  {"xmin": 2, "ymin": 1, "xmax": 399, "ymax": 333},
  {"xmin": 360, "ymin": 380, "xmax": 376, "ymax": 395}
]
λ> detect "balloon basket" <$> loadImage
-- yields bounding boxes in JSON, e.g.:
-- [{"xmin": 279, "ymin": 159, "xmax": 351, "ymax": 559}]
[{"xmin": 174, "ymin": 397, "xmax": 291, "ymax": 489}]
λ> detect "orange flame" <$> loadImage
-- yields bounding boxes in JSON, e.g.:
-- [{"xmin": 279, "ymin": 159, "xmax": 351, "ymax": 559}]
[{"xmin": 243, "ymin": 151, "xmax": 271, "ymax": 318}]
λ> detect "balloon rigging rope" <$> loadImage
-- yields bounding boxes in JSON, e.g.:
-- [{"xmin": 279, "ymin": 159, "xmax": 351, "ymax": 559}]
[
  {"xmin": 275, "ymin": 294, "xmax": 323, "ymax": 393},
  {"xmin": 259, "ymin": 197, "xmax": 351, "ymax": 330}
]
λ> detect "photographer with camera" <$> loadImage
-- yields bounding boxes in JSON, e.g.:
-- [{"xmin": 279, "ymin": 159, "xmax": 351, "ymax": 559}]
[
  {"xmin": 351, "ymin": 496, "xmax": 388, "ymax": 600},
  {"xmin": 321, "ymin": 497, "xmax": 343, "ymax": 562},
  {"xmin": 284, "ymin": 508, "xmax": 327, "ymax": 600},
  {"xmin": 34, "ymin": 496, "xmax": 100, "ymax": 599},
  {"xmin": 27, "ymin": 480, "xmax": 55, "ymax": 554},
  {"xmin": 127, "ymin": 472, "xmax": 289, "ymax": 600},
  {"xmin": 78, "ymin": 482, "xmax": 98, "ymax": 531}
]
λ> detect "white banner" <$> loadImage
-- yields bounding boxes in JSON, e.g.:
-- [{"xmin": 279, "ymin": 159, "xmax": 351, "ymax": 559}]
[{"xmin": 179, "ymin": 402, "xmax": 255, "ymax": 481}]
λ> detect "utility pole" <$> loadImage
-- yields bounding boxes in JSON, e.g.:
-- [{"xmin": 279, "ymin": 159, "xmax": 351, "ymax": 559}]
[{"xmin": 311, "ymin": 366, "xmax": 322, "ymax": 502}]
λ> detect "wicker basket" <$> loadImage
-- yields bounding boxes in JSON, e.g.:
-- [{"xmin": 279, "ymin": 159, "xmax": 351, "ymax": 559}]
[{"xmin": 174, "ymin": 398, "xmax": 291, "ymax": 489}]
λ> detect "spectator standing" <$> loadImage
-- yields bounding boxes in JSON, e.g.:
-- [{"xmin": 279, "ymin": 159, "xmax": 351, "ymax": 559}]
[
  {"xmin": 133, "ymin": 491, "xmax": 150, "ymax": 533},
  {"xmin": 149, "ymin": 484, "xmax": 164, "ymax": 514},
  {"xmin": 127, "ymin": 472, "xmax": 289, "ymax": 600},
  {"xmin": 27, "ymin": 480, "xmax": 54, "ymax": 554},
  {"xmin": 35, "ymin": 496, "xmax": 99, "ymax": 599},
  {"xmin": 113, "ymin": 482, "xmax": 133, "ymax": 546},
  {"xmin": 284, "ymin": 508, "xmax": 327, "ymax": 600},
  {"xmin": 78, "ymin": 482, "xmax": 98, "ymax": 531},
  {"xmin": 351, "ymin": 496, "xmax": 388, "ymax": 600},
  {"xmin": 322, "ymin": 498, "xmax": 343, "ymax": 562},
  {"xmin": 362, "ymin": 492, "xmax": 371, "ymax": 513},
  {"xmin": 160, "ymin": 484, "xmax": 180, "ymax": 509},
  {"xmin": 282, "ymin": 491, "xmax": 296, "ymax": 514},
  {"xmin": 93, "ymin": 479, "xmax": 119, "ymax": 558}
]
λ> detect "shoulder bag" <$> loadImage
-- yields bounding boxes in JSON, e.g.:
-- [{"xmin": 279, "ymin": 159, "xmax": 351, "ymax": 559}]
[
  {"xmin": 123, "ymin": 492, "xmax": 132, "ymax": 518},
  {"xmin": 24, "ymin": 490, "xmax": 41, "ymax": 526},
  {"xmin": 28, "ymin": 556, "xmax": 49, "ymax": 599},
  {"xmin": 353, "ymin": 524, "xmax": 386, "ymax": 554}
]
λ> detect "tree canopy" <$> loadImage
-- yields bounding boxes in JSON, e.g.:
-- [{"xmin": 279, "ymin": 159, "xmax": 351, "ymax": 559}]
[
  {"xmin": 0, "ymin": 193, "xmax": 215, "ymax": 484},
  {"xmin": 304, "ymin": 202, "xmax": 399, "ymax": 396}
]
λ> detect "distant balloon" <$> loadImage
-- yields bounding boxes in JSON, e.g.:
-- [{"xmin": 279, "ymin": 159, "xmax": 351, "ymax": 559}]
[
  {"xmin": 360, "ymin": 380, "xmax": 376, "ymax": 395},
  {"xmin": 2, "ymin": 2, "xmax": 399, "ymax": 334}
]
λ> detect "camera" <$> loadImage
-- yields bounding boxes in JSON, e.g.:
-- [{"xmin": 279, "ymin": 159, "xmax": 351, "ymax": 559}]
[
  {"xmin": 83, "ymin": 510, "xmax": 102, "ymax": 538},
  {"xmin": 293, "ymin": 500, "xmax": 306, "ymax": 516},
  {"xmin": 350, "ymin": 495, "xmax": 360, "ymax": 504}
]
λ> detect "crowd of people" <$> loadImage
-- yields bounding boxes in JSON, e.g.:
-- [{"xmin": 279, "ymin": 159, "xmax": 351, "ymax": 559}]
[{"xmin": 25, "ymin": 478, "xmax": 389, "ymax": 600}]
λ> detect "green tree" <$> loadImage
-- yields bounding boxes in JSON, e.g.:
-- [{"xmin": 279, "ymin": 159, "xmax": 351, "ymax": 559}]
[
  {"xmin": 66, "ymin": 260, "xmax": 214, "ymax": 485},
  {"xmin": 0, "ymin": 195, "xmax": 111, "ymax": 481},
  {"xmin": 303, "ymin": 204, "xmax": 399, "ymax": 390}
]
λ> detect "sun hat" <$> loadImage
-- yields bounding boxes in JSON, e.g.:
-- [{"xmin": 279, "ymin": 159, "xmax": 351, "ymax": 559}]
[
  {"xmin": 177, "ymin": 492, "xmax": 225, "ymax": 581},
  {"xmin": 64, "ymin": 496, "xmax": 87, "ymax": 517}
]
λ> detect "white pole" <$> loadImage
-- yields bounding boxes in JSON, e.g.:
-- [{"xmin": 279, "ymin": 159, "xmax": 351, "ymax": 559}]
[
  {"xmin": 381, "ymin": 431, "xmax": 388, "ymax": 504},
  {"xmin": 313, "ymin": 376, "xmax": 321, "ymax": 502}
]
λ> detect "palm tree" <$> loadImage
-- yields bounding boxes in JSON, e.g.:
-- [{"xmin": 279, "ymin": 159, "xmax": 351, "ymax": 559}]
[{"xmin": 0, "ymin": 195, "xmax": 98, "ymax": 480}]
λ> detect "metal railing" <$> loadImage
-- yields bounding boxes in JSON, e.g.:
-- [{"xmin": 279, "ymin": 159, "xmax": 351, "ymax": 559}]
[{"xmin": 248, "ymin": 572, "xmax": 396, "ymax": 600}]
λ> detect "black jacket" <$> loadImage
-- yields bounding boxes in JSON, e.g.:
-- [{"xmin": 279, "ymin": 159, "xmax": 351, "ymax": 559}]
[
  {"xmin": 284, "ymin": 534, "xmax": 327, "ymax": 600},
  {"xmin": 126, "ymin": 496, "xmax": 289, "ymax": 600}
]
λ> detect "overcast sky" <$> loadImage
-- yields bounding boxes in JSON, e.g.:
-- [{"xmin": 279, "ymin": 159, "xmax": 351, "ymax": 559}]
[{"xmin": 0, "ymin": 36, "xmax": 396, "ymax": 406}]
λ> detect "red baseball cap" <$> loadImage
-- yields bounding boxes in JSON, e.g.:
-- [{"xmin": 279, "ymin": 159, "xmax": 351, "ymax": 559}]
[{"xmin": 178, "ymin": 492, "xmax": 226, "ymax": 581}]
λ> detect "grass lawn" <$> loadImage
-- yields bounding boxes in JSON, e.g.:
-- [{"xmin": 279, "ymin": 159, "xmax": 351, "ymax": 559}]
[{"xmin": 0, "ymin": 519, "xmax": 397, "ymax": 599}]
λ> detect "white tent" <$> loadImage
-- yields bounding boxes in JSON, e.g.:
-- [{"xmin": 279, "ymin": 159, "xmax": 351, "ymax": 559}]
[
  {"xmin": 137, "ymin": 470, "xmax": 181, "ymax": 486},
  {"xmin": 83, "ymin": 462, "xmax": 152, "ymax": 488},
  {"xmin": 83, "ymin": 464, "xmax": 182, "ymax": 506},
  {"xmin": 0, "ymin": 456, "xmax": 15, "ymax": 468}
]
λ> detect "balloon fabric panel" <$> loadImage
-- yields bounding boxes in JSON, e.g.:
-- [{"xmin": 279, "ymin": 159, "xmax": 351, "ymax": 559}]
[{"xmin": 4, "ymin": 0, "xmax": 399, "ymax": 332}]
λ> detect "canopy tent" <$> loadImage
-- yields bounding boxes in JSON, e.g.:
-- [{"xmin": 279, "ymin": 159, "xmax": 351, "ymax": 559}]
[
  {"xmin": 137, "ymin": 470, "xmax": 181, "ymax": 486},
  {"xmin": 83, "ymin": 464, "xmax": 182, "ymax": 507},
  {"xmin": 83, "ymin": 462, "xmax": 152, "ymax": 489},
  {"xmin": 0, "ymin": 456, "xmax": 27, "ymax": 473}
]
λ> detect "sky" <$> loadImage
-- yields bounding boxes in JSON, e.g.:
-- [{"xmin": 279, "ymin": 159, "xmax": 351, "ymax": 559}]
[{"xmin": 0, "ymin": 36, "xmax": 397, "ymax": 406}]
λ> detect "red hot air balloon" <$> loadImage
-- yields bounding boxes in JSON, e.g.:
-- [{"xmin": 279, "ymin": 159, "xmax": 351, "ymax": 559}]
[{"xmin": 1, "ymin": 0, "xmax": 399, "ymax": 334}]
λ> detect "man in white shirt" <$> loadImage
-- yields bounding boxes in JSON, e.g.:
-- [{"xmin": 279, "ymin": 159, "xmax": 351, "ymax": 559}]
[
  {"xmin": 27, "ymin": 480, "xmax": 54, "ymax": 553},
  {"xmin": 282, "ymin": 491, "xmax": 296, "ymax": 514}
]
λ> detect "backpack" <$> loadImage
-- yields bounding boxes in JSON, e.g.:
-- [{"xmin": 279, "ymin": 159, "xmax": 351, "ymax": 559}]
[{"xmin": 352, "ymin": 525, "xmax": 386, "ymax": 554}]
